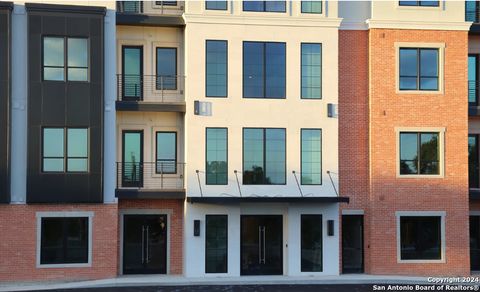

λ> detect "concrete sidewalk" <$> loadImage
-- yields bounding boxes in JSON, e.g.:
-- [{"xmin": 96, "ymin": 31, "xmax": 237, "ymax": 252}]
[{"xmin": 0, "ymin": 274, "xmax": 433, "ymax": 291}]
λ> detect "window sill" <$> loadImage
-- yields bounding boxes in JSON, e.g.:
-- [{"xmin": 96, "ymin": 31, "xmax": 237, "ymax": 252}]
[
  {"xmin": 37, "ymin": 262, "xmax": 91, "ymax": 269},
  {"xmin": 396, "ymin": 89, "xmax": 443, "ymax": 95},
  {"xmin": 396, "ymin": 174, "xmax": 444, "ymax": 179},
  {"xmin": 397, "ymin": 259, "xmax": 445, "ymax": 264}
]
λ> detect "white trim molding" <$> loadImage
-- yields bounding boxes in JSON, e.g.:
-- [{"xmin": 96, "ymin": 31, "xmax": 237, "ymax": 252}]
[
  {"xmin": 367, "ymin": 20, "xmax": 472, "ymax": 31},
  {"xmin": 395, "ymin": 127, "xmax": 446, "ymax": 179},
  {"xmin": 36, "ymin": 211, "xmax": 94, "ymax": 269},
  {"xmin": 395, "ymin": 211, "xmax": 446, "ymax": 264}
]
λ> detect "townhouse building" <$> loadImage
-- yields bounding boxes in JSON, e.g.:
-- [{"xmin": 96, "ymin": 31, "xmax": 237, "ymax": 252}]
[{"xmin": 0, "ymin": 0, "xmax": 478, "ymax": 283}]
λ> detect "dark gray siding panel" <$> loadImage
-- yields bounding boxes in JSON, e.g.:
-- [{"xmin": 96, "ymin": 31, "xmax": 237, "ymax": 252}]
[{"xmin": 26, "ymin": 5, "xmax": 105, "ymax": 203}]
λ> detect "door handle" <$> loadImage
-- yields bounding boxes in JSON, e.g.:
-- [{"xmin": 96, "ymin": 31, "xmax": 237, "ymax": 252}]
[
  {"xmin": 258, "ymin": 226, "xmax": 261, "ymax": 264},
  {"xmin": 262, "ymin": 226, "xmax": 266, "ymax": 264},
  {"xmin": 141, "ymin": 225, "xmax": 145, "ymax": 264},
  {"xmin": 146, "ymin": 226, "xmax": 150, "ymax": 264}
]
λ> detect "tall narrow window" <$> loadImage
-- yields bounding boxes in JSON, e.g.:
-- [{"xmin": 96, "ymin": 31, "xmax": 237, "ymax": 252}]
[
  {"xmin": 469, "ymin": 55, "xmax": 478, "ymax": 106},
  {"xmin": 43, "ymin": 37, "xmax": 89, "ymax": 81},
  {"xmin": 470, "ymin": 135, "xmax": 479, "ymax": 189},
  {"xmin": 43, "ymin": 37, "xmax": 65, "ymax": 81},
  {"xmin": 301, "ymin": 215, "xmax": 323, "ymax": 272},
  {"xmin": 205, "ymin": 215, "xmax": 228, "ymax": 273},
  {"xmin": 156, "ymin": 132, "xmax": 177, "ymax": 174},
  {"xmin": 206, "ymin": 128, "xmax": 228, "ymax": 185},
  {"xmin": 399, "ymin": 132, "xmax": 439, "ymax": 175},
  {"xmin": 243, "ymin": 128, "xmax": 286, "ymax": 185},
  {"xmin": 156, "ymin": 48, "xmax": 177, "ymax": 90},
  {"xmin": 399, "ymin": 48, "xmax": 439, "ymax": 91},
  {"xmin": 466, "ymin": 0, "xmax": 479, "ymax": 23},
  {"xmin": 301, "ymin": 129, "xmax": 322, "ymax": 185},
  {"xmin": 301, "ymin": 0, "xmax": 322, "ymax": 13},
  {"xmin": 301, "ymin": 43, "xmax": 322, "ymax": 99},
  {"xmin": 67, "ymin": 129, "xmax": 88, "ymax": 172},
  {"xmin": 67, "ymin": 38, "xmax": 88, "ymax": 81},
  {"xmin": 206, "ymin": 0, "xmax": 227, "ymax": 10},
  {"xmin": 42, "ymin": 128, "xmax": 89, "ymax": 173},
  {"xmin": 400, "ymin": 216, "xmax": 442, "ymax": 260},
  {"xmin": 243, "ymin": 0, "xmax": 286, "ymax": 12},
  {"xmin": 206, "ymin": 41, "xmax": 228, "ymax": 97},
  {"xmin": 43, "ymin": 128, "xmax": 65, "ymax": 172},
  {"xmin": 243, "ymin": 42, "xmax": 286, "ymax": 99},
  {"xmin": 40, "ymin": 217, "xmax": 89, "ymax": 265}
]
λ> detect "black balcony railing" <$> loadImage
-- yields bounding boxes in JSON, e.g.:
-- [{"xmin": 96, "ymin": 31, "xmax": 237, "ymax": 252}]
[
  {"xmin": 117, "ymin": 1, "xmax": 182, "ymax": 15},
  {"xmin": 466, "ymin": 1, "xmax": 480, "ymax": 23},
  {"xmin": 117, "ymin": 74, "xmax": 185, "ymax": 103},
  {"xmin": 469, "ymin": 80, "xmax": 479, "ymax": 106},
  {"xmin": 117, "ymin": 1, "xmax": 143, "ymax": 13},
  {"xmin": 117, "ymin": 162, "xmax": 185, "ymax": 190}
]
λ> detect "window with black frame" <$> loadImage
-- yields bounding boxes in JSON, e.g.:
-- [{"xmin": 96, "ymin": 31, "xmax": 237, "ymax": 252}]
[
  {"xmin": 156, "ymin": 132, "xmax": 177, "ymax": 174},
  {"xmin": 206, "ymin": 128, "xmax": 228, "ymax": 185},
  {"xmin": 43, "ymin": 37, "xmax": 88, "ymax": 81},
  {"xmin": 205, "ymin": 215, "xmax": 228, "ymax": 273},
  {"xmin": 42, "ymin": 128, "xmax": 88, "ymax": 173},
  {"xmin": 243, "ymin": 42, "xmax": 286, "ymax": 99},
  {"xmin": 399, "ymin": 132, "xmax": 439, "ymax": 175},
  {"xmin": 469, "ymin": 55, "xmax": 479, "ymax": 106},
  {"xmin": 400, "ymin": 216, "xmax": 442, "ymax": 260},
  {"xmin": 40, "ymin": 217, "xmax": 89, "ymax": 265},
  {"xmin": 206, "ymin": 40, "xmax": 228, "ymax": 97},
  {"xmin": 301, "ymin": 129, "xmax": 322, "ymax": 185},
  {"xmin": 243, "ymin": 128, "xmax": 286, "ymax": 185},
  {"xmin": 469, "ymin": 135, "xmax": 480, "ymax": 189},
  {"xmin": 155, "ymin": 1, "xmax": 177, "ymax": 6},
  {"xmin": 301, "ymin": 43, "xmax": 322, "ymax": 99},
  {"xmin": 399, "ymin": 1, "xmax": 439, "ymax": 6},
  {"xmin": 206, "ymin": 0, "xmax": 228, "ymax": 10},
  {"xmin": 399, "ymin": 48, "xmax": 438, "ymax": 91},
  {"xmin": 156, "ymin": 47, "xmax": 177, "ymax": 90},
  {"xmin": 301, "ymin": 215, "xmax": 323, "ymax": 272},
  {"xmin": 243, "ymin": 0, "xmax": 286, "ymax": 12}
]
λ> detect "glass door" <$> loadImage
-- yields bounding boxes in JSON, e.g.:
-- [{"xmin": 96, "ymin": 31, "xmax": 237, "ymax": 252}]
[
  {"xmin": 122, "ymin": 130, "xmax": 143, "ymax": 187},
  {"xmin": 342, "ymin": 215, "xmax": 364, "ymax": 273},
  {"xmin": 122, "ymin": 46, "xmax": 143, "ymax": 100}
]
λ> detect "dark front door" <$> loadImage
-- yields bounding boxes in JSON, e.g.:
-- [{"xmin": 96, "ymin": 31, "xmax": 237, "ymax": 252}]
[
  {"xmin": 123, "ymin": 215, "xmax": 167, "ymax": 274},
  {"xmin": 241, "ymin": 215, "xmax": 283, "ymax": 275},
  {"xmin": 342, "ymin": 215, "xmax": 364, "ymax": 273},
  {"xmin": 122, "ymin": 46, "xmax": 143, "ymax": 100},
  {"xmin": 122, "ymin": 130, "xmax": 143, "ymax": 187},
  {"xmin": 471, "ymin": 216, "xmax": 480, "ymax": 271}
]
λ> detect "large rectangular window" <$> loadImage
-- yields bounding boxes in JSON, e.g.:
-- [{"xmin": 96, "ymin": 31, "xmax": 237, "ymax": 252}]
[
  {"xmin": 400, "ymin": 216, "xmax": 442, "ymax": 260},
  {"xmin": 469, "ymin": 55, "xmax": 478, "ymax": 106},
  {"xmin": 301, "ymin": 43, "xmax": 322, "ymax": 99},
  {"xmin": 42, "ymin": 128, "xmax": 88, "ymax": 173},
  {"xmin": 243, "ymin": 128, "xmax": 286, "ymax": 185},
  {"xmin": 301, "ymin": 215, "xmax": 323, "ymax": 272},
  {"xmin": 243, "ymin": 42, "xmax": 286, "ymax": 99},
  {"xmin": 243, "ymin": 0, "xmax": 286, "ymax": 12},
  {"xmin": 40, "ymin": 217, "xmax": 89, "ymax": 265},
  {"xmin": 399, "ymin": 1, "xmax": 439, "ymax": 6},
  {"xmin": 206, "ymin": 40, "xmax": 228, "ymax": 97},
  {"xmin": 399, "ymin": 132, "xmax": 439, "ymax": 175},
  {"xmin": 399, "ymin": 48, "xmax": 439, "ymax": 91},
  {"xmin": 205, "ymin": 215, "xmax": 228, "ymax": 273},
  {"xmin": 156, "ymin": 132, "xmax": 177, "ymax": 174},
  {"xmin": 206, "ymin": 0, "xmax": 227, "ymax": 10},
  {"xmin": 470, "ymin": 135, "xmax": 479, "ymax": 189},
  {"xmin": 301, "ymin": 0, "xmax": 322, "ymax": 13},
  {"xmin": 206, "ymin": 128, "xmax": 228, "ymax": 185},
  {"xmin": 301, "ymin": 129, "xmax": 322, "ymax": 185},
  {"xmin": 43, "ymin": 37, "xmax": 88, "ymax": 81},
  {"xmin": 156, "ymin": 47, "xmax": 177, "ymax": 90}
]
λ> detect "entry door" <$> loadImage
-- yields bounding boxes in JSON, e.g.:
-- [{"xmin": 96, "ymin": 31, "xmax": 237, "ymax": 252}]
[
  {"xmin": 241, "ymin": 215, "xmax": 283, "ymax": 275},
  {"xmin": 123, "ymin": 215, "xmax": 167, "ymax": 274},
  {"xmin": 342, "ymin": 215, "xmax": 364, "ymax": 273},
  {"xmin": 471, "ymin": 216, "xmax": 480, "ymax": 271},
  {"xmin": 122, "ymin": 130, "xmax": 143, "ymax": 187},
  {"xmin": 122, "ymin": 46, "xmax": 143, "ymax": 100}
]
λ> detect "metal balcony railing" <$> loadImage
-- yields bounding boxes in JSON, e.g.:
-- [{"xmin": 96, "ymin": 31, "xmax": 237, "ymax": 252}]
[
  {"xmin": 117, "ymin": 1, "xmax": 183, "ymax": 15},
  {"xmin": 469, "ymin": 80, "xmax": 479, "ymax": 106},
  {"xmin": 117, "ymin": 74, "xmax": 185, "ymax": 103},
  {"xmin": 116, "ymin": 162, "xmax": 185, "ymax": 190},
  {"xmin": 117, "ymin": 1, "xmax": 143, "ymax": 13},
  {"xmin": 466, "ymin": 1, "xmax": 480, "ymax": 23}
]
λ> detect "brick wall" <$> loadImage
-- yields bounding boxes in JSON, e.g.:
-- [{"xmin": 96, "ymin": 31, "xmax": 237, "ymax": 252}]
[
  {"xmin": 118, "ymin": 199, "xmax": 183, "ymax": 275},
  {"xmin": 0, "ymin": 204, "xmax": 118, "ymax": 282},
  {"xmin": 368, "ymin": 28, "xmax": 469, "ymax": 276}
]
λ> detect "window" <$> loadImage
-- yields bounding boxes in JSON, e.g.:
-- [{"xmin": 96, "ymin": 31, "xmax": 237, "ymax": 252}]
[
  {"xmin": 399, "ymin": 216, "xmax": 442, "ymax": 260},
  {"xmin": 40, "ymin": 217, "xmax": 89, "ymax": 265},
  {"xmin": 243, "ymin": 0, "xmax": 286, "ymax": 12},
  {"xmin": 470, "ymin": 135, "xmax": 479, "ymax": 189},
  {"xmin": 206, "ymin": 40, "xmax": 228, "ymax": 97},
  {"xmin": 156, "ymin": 48, "xmax": 177, "ymax": 90},
  {"xmin": 399, "ymin": 48, "xmax": 438, "ymax": 91},
  {"xmin": 399, "ymin": 1, "xmax": 439, "ymax": 6},
  {"xmin": 42, "ymin": 128, "xmax": 88, "ymax": 173},
  {"xmin": 301, "ymin": 215, "xmax": 322, "ymax": 272},
  {"xmin": 466, "ymin": 0, "xmax": 479, "ymax": 23},
  {"xmin": 205, "ymin": 215, "xmax": 228, "ymax": 273},
  {"xmin": 301, "ymin": 129, "xmax": 322, "ymax": 185},
  {"xmin": 156, "ymin": 132, "xmax": 177, "ymax": 174},
  {"xmin": 155, "ymin": 1, "xmax": 177, "ymax": 6},
  {"xmin": 301, "ymin": 43, "xmax": 322, "ymax": 99},
  {"xmin": 469, "ymin": 55, "xmax": 478, "ymax": 106},
  {"xmin": 206, "ymin": 128, "xmax": 228, "ymax": 185},
  {"xmin": 243, "ymin": 128, "xmax": 286, "ymax": 185},
  {"xmin": 243, "ymin": 42, "xmax": 286, "ymax": 99},
  {"xmin": 399, "ymin": 132, "xmax": 439, "ymax": 175},
  {"xmin": 43, "ymin": 37, "xmax": 88, "ymax": 81},
  {"xmin": 206, "ymin": 0, "xmax": 227, "ymax": 10},
  {"xmin": 301, "ymin": 0, "xmax": 322, "ymax": 13}
]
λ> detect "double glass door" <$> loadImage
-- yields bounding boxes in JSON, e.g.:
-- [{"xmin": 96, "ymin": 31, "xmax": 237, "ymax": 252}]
[
  {"xmin": 241, "ymin": 215, "xmax": 283, "ymax": 275},
  {"xmin": 123, "ymin": 215, "xmax": 167, "ymax": 274}
]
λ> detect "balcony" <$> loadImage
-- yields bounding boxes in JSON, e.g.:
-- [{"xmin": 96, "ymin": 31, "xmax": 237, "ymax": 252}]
[
  {"xmin": 466, "ymin": 1, "xmax": 480, "ymax": 33},
  {"xmin": 116, "ymin": 1, "xmax": 185, "ymax": 27},
  {"xmin": 116, "ymin": 74, "xmax": 186, "ymax": 112},
  {"xmin": 115, "ymin": 162, "xmax": 185, "ymax": 199}
]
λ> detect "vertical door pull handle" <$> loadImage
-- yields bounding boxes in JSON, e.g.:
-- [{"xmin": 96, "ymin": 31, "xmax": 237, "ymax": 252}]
[
  {"xmin": 262, "ymin": 226, "xmax": 266, "ymax": 264},
  {"xmin": 141, "ymin": 225, "xmax": 145, "ymax": 264},
  {"xmin": 146, "ymin": 226, "xmax": 150, "ymax": 264}
]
